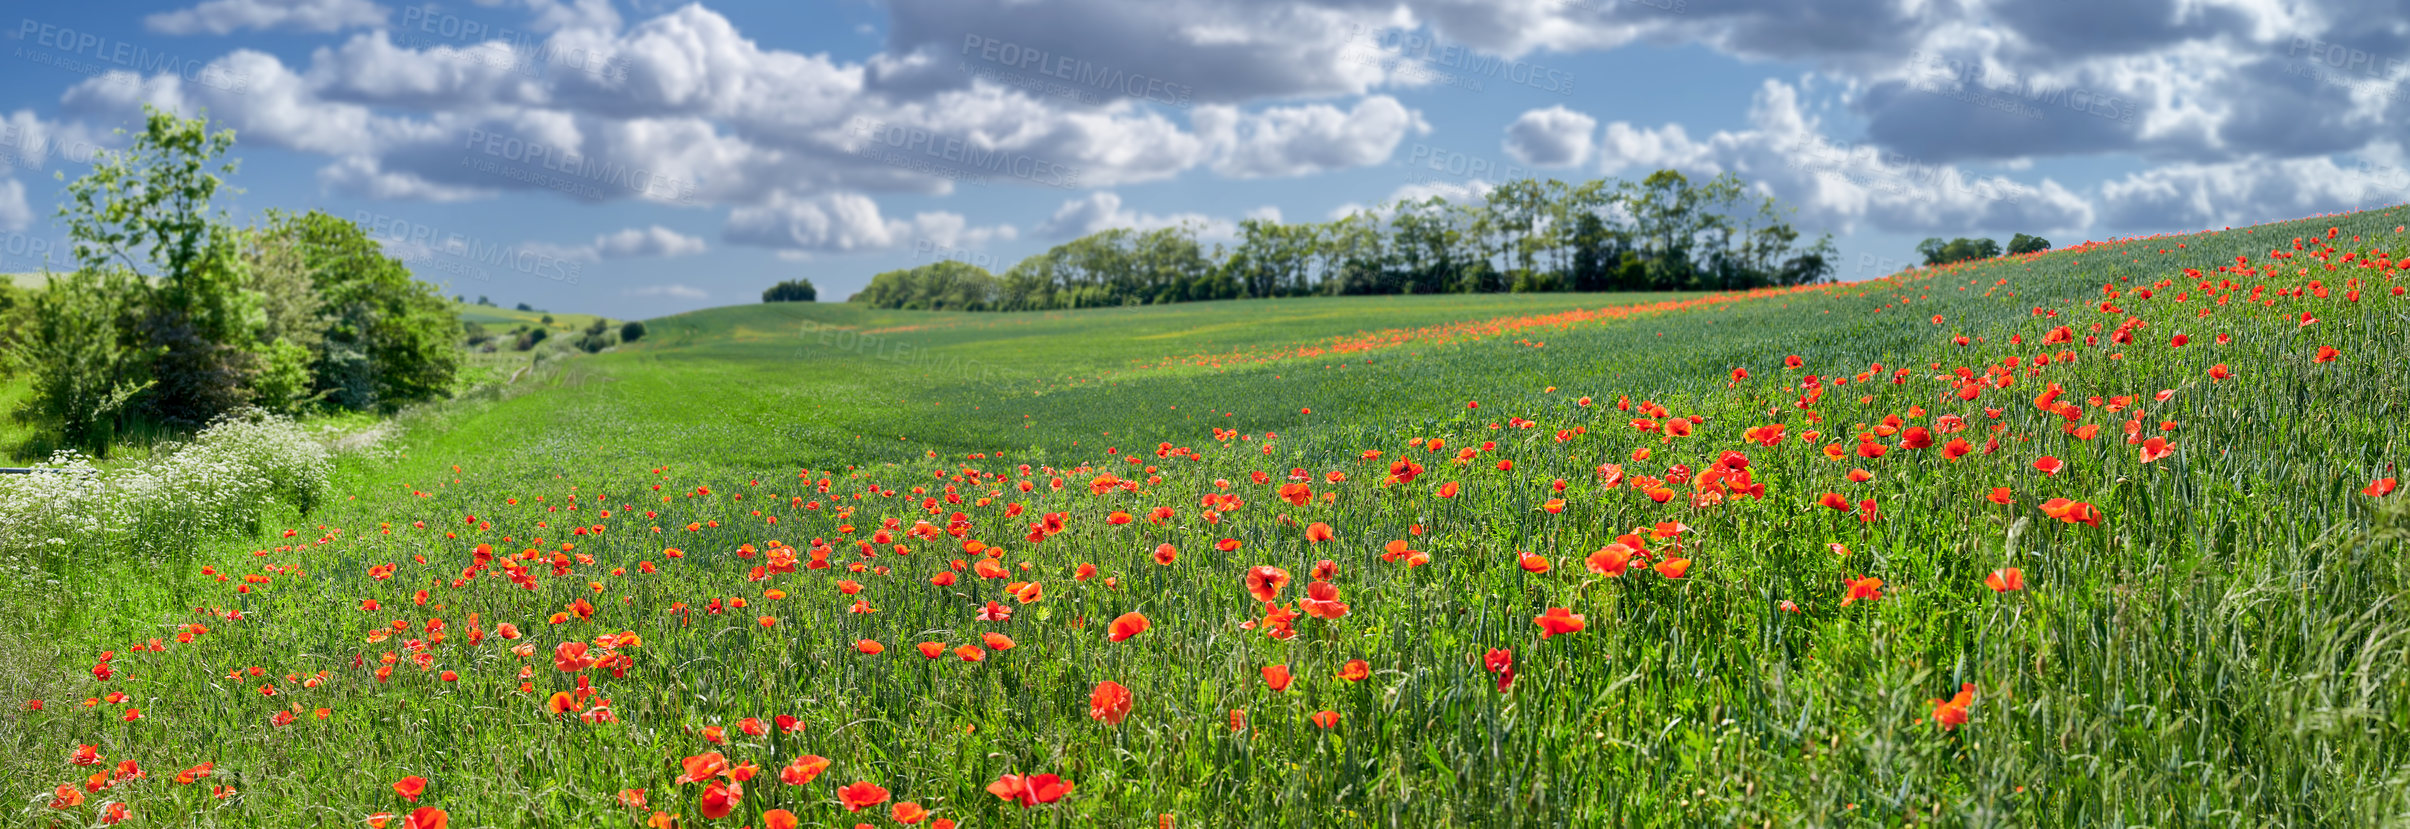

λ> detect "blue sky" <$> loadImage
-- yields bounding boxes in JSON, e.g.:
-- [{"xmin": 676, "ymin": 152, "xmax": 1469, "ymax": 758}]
[{"xmin": 2, "ymin": 0, "xmax": 2405, "ymax": 317}]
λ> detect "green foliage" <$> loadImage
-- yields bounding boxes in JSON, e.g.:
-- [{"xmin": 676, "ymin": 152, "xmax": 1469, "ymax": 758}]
[
  {"xmin": 57, "ymin": 105, "xmax": 263, "ymax": 428},
  {"xmin": 619, "ymin": 320, "xmax": 646, "ymax": 343},
  {"xmin": 16, "ymin": 107, "xmax": 463, "ymax": 450},
  {"xmin": 1917, "ymin": 235, "xmax": 2005, "ymax": 266},
  {"xmin": 249, "ymin": 337, "xmax": 319, "ymax": 415},
  {"xmin": 852, "ymin": 260, "xmax": 999, "ymax": 310},
  {"xmin": 574, "ymin": 318, "xmax": 616, "ymax": 353},
  {"xmin": 854, "ymin": 170, "xmax": 1834, "ymax": 312},
  {"xmin": 2007, "ymin": 232, "xmax": 2052, "ymax": 255},
  {"xmin": 763, "ymin": 278, "xmax": 819, "ymax": 302},
  {"xmin": 264, "ymin": 210, "xmax": 463, "ymax": 412},
  {"xmin": 516, "ymin": 327, "xmax": 548, "ymax": 351},
  {"xmin": 2, "ymin": 269, "xmax": 157, "ymax": 454},
  {"xmin": 241, "ymin": 221, "xmax": 327, "ymax": 365}
]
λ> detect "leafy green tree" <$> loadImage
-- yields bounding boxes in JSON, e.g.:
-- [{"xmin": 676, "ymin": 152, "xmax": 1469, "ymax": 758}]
[
  {"xmin": 853, "ymin": 261, "xmax": 999, "ymax": 310},
  {"xmin": 763, "ymin": 279, "xmax": 818, "ymax": 302},
  {"xmin": 620, "ymin": 320, "xmax": 647, "ymax": 343},
  {"xmin": 1919, "ymin": 236, "xmax": 2003, "ymax": 266},
  {"xmin": 265, "ymin": 210, "xmax": 461, "ymax": 411},
  {"xmin": 58, "ymin": 104, "xmax": 261, "ymax": 428},
  {"xmin": 838, "ymin": 167, "xmax": 1838, "ymax": 311},
  {"xmin": 2007, "ymin": 233, "xmax": 2051, "ymax": 255},
  {"xmin": 241, "ymin": 219, "xmax": 328, "ymax": 397}
]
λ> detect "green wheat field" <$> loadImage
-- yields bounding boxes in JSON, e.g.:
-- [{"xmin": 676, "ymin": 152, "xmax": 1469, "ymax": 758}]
[{"xmin": 5, "ymin": 207, "xmax": 2409, "ymax": 827}]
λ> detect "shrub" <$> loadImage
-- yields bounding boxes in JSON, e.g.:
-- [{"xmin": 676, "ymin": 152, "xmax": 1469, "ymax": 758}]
[
  {"xmin": 620, "ymin": 320, "xmax": 647, "ymax": 343},
  {"xmin": 3, "ymin": 270, "xmax": 157, "ymax": 454},
  {"xmin": 575, "ymin": 318, "xmax": 616, "ymax": 353}
]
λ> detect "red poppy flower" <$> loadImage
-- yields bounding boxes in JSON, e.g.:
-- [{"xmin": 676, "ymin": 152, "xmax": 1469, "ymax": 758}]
[
  {"xmin": 1533, "ymin": 607, "xmax": 1585, "ymax": 638},
  {"xmin": 1261, "ymin": 664, "xmax": 1292, "ymax": 691},
  {"xmin": 1310, "ymin": 710, "xmax": 1340, "ymax": 729},
  {"xmin": 1108, "ymin": 611, "xmax": 1149, "ymax": 641},
  {"xmin": 1929, "ymin": 683, "xmax": 1975, "ymax": 730},
  {"xmin": 986, "ymin": 773, "xmax": 1074, "ymax": 808},
  {"xmin": 699, "ymin": 780, "xmax": 743, "ymax": 819},
  {"xmin": 678, "ymin": 752, "xmax": 729, "ymax": 784},
  {"xmin": 1337, "ymin": 659, "xmax": 1370, "ymax": 682},
  {"xmin": 393, "ymin": 776, "xmax": 427, "ymax": 803},
  {"xmin": 1586, "ymin": 543, "xmax": 1636, "ymax": 577},
  {"xmin": 2039, "ymin": 498, "xmax": 2103, "ymax": 526},
  {"xmin": 1089, "ymin": 680, "xmax": 1132, "ymax": 725},
  {"xmin": 1244, "ymin": 566, "xmax": 1290, "ymax": 602},
  {"xmin": 1985, "ymin": 568, "xmax": 2025, "ymax": 592},
  {"xmin": 837, "ymin": 780, "xmax": 890, "ymax": 812},
  {"xmin": 779, "ymin": 755, "xmax": 830, "ymax": 786},
  {"xmin": 1841, "ymin": 576, "xmax": 1883, "ymax": 607},
  {"xmin": 2368, "ymin": 478, "xmax": 2399, "ymax": 498}
]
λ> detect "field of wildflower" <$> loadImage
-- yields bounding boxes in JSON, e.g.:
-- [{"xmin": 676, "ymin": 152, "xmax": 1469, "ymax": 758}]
[{"xmin": 5, "ymin": 207, "xmax": 2408, "ymax": 827}]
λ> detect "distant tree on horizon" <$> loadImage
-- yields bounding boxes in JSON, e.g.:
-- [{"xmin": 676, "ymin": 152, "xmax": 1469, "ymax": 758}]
[
  {"xmin": 763, "ymin": 279, "xmax": 818, "ymax": 302},
  {"xmin": 1917, "ymin": 236, "xmax": 2004, "ymax": 267}
]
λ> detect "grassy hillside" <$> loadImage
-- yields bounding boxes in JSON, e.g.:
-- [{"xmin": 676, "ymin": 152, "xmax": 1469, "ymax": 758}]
[
  {"xmin": 5, "ymin": 207, "xmax": 2409, "ymax": 827},
  {"xmin": 451, "ymin": 301, "xmax": 608, "ymax": 332}
]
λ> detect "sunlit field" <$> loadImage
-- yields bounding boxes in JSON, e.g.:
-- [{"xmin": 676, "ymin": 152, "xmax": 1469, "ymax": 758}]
[{"xmin": 7, "ymin": 208, "xmax": 2409, "ymax": 827}]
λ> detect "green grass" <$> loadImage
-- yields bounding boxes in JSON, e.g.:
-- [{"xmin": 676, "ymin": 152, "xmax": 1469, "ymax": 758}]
[
  {"xmin": 6, "ymin": 212, "xmax": 2410, "ymax": 827},
  {"xmin": 451, "ymin": 301, "xmax": 609, "ymax": 332}
]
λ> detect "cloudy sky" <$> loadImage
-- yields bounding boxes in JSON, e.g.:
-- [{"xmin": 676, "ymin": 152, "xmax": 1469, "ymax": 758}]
[{"xmin": 2, "ymin": 0, "xmax": 2406, "ymax": 317}]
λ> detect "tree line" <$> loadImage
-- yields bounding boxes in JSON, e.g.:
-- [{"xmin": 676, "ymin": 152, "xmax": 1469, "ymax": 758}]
[
  {"xmin": 847, "ymin": 170, "xmax": 1841, "ymax": 311},
  {"xmin": 0, "ymin": 107, "xmax": 463, "ymax": 455},
  {"xmin": 1919, "ymin": 233, "xmax": 2051, "ymax": 266}
]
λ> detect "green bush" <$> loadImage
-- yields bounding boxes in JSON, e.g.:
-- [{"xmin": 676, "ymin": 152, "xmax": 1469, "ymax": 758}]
[
  {"xmin": 2, "ymin": 270, "xmax": 156, "ymax": 454},
  {"xmin": 250, "ymin": 337, "xmax": 318, "ymax": 415},
  {"xmin": 575, "ymin": 318, "xmax": 616, "ymax": 353},
  {"xmin": 620, "ymin": 320, "xmax": 647, "ymax": 343}
]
